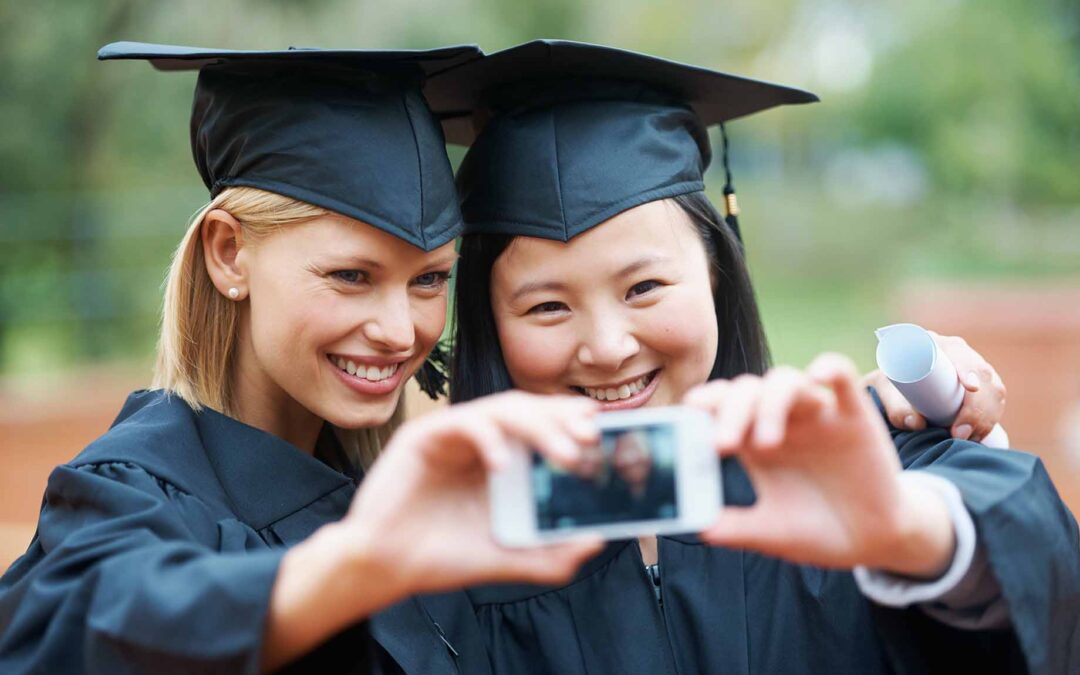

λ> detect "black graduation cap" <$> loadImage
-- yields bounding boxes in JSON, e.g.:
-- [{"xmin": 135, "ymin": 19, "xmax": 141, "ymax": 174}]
[
  {"xmin": 424, "ymin": 39, "xmax": 819, "ymax": 242},
  {"xmin": 98, "ymin": 41, "xmax": 483, "ymax": 251}
]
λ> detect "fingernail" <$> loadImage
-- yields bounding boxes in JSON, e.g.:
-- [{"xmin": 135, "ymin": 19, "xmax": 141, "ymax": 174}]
[
  {"xmin": 954, "ymin": 424, "xmax": 973, "ymax": 440},
  {"xmin": 965, "ymin": 371, "xmax": 981, "ymax": 388},
  {"xmin": 903, "ymin": 415, "xmax": 917, "ymax": 430}
]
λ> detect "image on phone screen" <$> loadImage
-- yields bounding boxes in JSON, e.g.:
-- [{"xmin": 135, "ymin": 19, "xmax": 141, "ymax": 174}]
[{"xmin": 532, "ymin": 423, "xmax": 678, "ymax": 531}]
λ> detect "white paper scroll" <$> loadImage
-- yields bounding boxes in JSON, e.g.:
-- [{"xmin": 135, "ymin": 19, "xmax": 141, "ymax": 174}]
[{"xmin": 875, "ymin": 323, "xmax": 1009, "ymax": 449}]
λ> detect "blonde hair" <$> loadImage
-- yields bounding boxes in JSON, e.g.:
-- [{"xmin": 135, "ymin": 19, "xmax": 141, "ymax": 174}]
[{"xmin": 152, "ymin": 186, "xmax": 402, "ymax": 467}]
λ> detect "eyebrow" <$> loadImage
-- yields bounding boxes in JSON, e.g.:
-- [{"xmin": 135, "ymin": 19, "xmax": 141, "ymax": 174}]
[
  {"xmin": 334, "ymin": 252, "xmax": 460, "ymax": 271},
  {"xmin": 614, "ymin": 254, "xmax": 670, "ymax": 278},
  {"xmin": 508, "ymin": 255, "xmax": 672, "ymax": 303},
  {"xmin": 426, "ymin": 252, "xmax": 461, "ymax": 269},
  {"xmin": 509, "ymin": 280, "xmax": 568, "ymax": 303},
  {"xmin": 341, "ymin": 256, "xmax": 384, "ymax": 270}
]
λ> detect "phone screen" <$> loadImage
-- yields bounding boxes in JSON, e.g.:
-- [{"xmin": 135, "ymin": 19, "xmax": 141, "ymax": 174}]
[{"xmin": 532, "ymin": 423, "xmax": 679, "ymax": 531}]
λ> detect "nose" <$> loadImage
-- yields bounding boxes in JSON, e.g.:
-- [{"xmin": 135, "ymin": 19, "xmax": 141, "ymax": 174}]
[
  {"xmin": 576, "ymin": 315, "xmax": 640, "ymax": 372},
  {"xmin": 361, "ymin": 289, "xmax": 416, "ymax": 353}
]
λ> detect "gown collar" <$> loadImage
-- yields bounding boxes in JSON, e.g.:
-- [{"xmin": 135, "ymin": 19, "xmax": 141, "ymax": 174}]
[{"xmin": 191, "ymin": 398, "xmax": 355, "ymax": 530}]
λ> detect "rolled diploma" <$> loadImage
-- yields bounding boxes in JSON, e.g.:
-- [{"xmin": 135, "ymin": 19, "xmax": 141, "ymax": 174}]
[{"xmin": 875, "ymin": 323, "xmax": 1009, "ymax": 449}]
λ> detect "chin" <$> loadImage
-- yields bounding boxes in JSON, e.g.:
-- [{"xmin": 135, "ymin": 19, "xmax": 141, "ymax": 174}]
[
  {"xmin": 322, "ymin": 394, "xmax": 402, "ymax": 430},
  {"xmin": 339, "ymin": 403, "xmax": 400, "ymax": 430}
]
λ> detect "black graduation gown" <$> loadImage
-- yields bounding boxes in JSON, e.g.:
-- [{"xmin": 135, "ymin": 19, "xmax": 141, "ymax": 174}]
[
  {"xmin": 424, "ymin": 420, "xmax": 1079, "ymax": 675},
  {"xmin": 0, "ymin": 390, "xmax": 463, "ymax": 675}
]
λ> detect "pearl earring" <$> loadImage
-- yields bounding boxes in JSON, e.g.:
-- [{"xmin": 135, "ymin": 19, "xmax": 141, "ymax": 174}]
[{"xmin": 227, "ymin": 287, "xmax": 240, "ymax": 300}]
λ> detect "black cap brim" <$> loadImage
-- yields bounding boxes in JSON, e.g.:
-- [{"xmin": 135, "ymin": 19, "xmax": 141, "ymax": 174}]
[
  {"xmin": 425, "ymin": 39, "xmax": 819, "ymax": 145},
  {"xmin": 97, "ymin": 41, "xmax": 480, "ymax": 78}
]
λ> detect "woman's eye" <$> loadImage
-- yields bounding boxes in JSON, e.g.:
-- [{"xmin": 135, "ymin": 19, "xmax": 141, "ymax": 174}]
[
  {"xmin": 527, "ymin": 301, "xmax": 568, "ymax": 315},
  {"xmin": 330, "ymin": 270, "xmax": 366, "ymax": 284},
  {"xmin": 414, "ymin": 271, "xmax": 451, "ymax": 289},
  {"xmin": 627, "ymin": 280, "xmax": 661, "ymax": 298}
]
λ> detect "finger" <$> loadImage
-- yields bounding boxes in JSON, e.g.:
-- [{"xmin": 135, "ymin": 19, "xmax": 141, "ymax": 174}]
[
  {"xmin": 480, "ymin": 394, "xmax": 589, "ymax": 469},
  {"xmin": 958, "ymin": 362, "xmax": 992, "ymax": 392},
  {"xmin": 991, "ymin": 370, "xmax": 1007, "ymax": 401},
  {"xmin": 425, "ymin": 412, "xmax": 511, "ymax": 471},
  {"xmin": 859, "ymin": 368, "xmax": 884, "ymax": 390},
  {"xmin": 546, "ymin": 395, "xmax": 602, "ymax": 446},
  {"xmin": 697, "ymin": 506, "xmax": 787, "ymax": 558},
  {"xmin": 509, "ymin": 392, "xmax": 602, "ymax": 446},
  {"xmin": 951, "ymin": 402, "xmax": 990, "ymax": 442},
  {"xmin": 752, "ymin": 367, "xmax": 807, "ymax": 449},
  {"xmin": 951, "ymin": 419, "xmax": 976, "ymax": 442},
  {"xmin": 713, "ymin": 376, "xmax": 762, "ymax": 456},
  {"xmin": 932, "ymin": 332, "xmax": 988, "ymax": 392},
  {"xmin": 960, "ymin": 370, "xmax": 982, "ymax": 392},
  {"xmin": 952, "ymin": 368, "xmax": 1003, "ymax": 442},
  {"xmin": 806, "ymin": 352, "xmax": 865, "ymax": 415},
  {"xmin": 684, "ymin": 379, "xmax": 729, "ymax": 413},
  {"xmin": 491, "ymin": 537, "xmax": 604, "ymax": 585},
  {"xmin": 874, "ymin": 378, "xmax": 926, "ymax": 431}
]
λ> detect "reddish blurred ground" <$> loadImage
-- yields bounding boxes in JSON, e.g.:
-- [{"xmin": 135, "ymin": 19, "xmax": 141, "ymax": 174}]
[
  {"xmin": 2, "ymin": 283, "xmax": 1078, "ymax": 573},
  {"xmin": 899, "ymin": 283, "xmax": 1080, "ymax": 518}
]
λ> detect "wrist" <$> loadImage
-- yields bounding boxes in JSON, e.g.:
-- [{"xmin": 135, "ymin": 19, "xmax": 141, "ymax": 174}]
[
  {"xmin": 262, "ymin": 522, "xmax": 396, "ymax": 671},
  {"xmin": 319, "ymin": 520, "xmax": 407, "ymax": 613},
  {"xmin": 878, "ymin": 473, "xmax": 957, "ymax": 578}
]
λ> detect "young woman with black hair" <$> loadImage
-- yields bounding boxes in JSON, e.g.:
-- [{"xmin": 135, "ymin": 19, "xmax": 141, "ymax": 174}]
[{"xmin": 436, "ymin": 40, "xmax": 1078, "ymax": 675}]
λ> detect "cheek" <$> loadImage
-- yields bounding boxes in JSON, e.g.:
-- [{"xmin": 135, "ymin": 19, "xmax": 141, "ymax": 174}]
[
  {"xmin": 645, "ymin": 290, "xmax": 718, "ymax": 378},
  {"xmin": 412, "ymin": 296, "xmax": 448, "ymax": 353},
  {"xmin": 497, "ymin": 320, "xmax": 577, "ymax": 393},
  {"xmin": 248, "ymin": 275, "xmax": 341, "ymax": 368}
]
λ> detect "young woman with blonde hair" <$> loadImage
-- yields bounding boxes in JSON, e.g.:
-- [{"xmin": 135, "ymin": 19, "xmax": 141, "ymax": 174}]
[{"xmin": 0, "ymin": 43, "xmax": 601, "ymax": 674}]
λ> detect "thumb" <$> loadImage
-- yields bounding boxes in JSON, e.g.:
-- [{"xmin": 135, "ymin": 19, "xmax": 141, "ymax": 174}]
[
  {"xmin": 875, "ymin": 380, "xmax": 926, "ymax": 431},
  {"xmin": 698, "ymin": 506, "xmax": 785, "ymax": 558},
  {"xmin": 493, "ymin": 538, "xmax": 604, "ymax": 585}
]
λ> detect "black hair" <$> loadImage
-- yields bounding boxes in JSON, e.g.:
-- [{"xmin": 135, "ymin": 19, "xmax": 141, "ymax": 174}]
[{"xmin": 449, "ymin": 191, "xmax": 771, "ymax": 403}]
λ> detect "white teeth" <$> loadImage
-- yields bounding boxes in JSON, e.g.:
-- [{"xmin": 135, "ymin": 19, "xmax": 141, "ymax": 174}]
[
  {"xmin": 580, "ymin": 373, "xmax": 654, "ymax": 401},
  {"xmin": 332, "ymin": 358, "xmax": 399, "ymax": 382}
]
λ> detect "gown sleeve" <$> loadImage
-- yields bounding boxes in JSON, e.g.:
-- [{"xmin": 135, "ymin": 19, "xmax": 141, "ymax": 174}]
[
  {"xmin": 854, "ymin": 471, "xmax": 1010, "ymax": 629},
  {"xmin": 871, "ymin": 426, "xmax": 1080, "ymax": 675},
  {"xmin": 0, "ymin": 462, "xmax": 286, "ymax": 675}
]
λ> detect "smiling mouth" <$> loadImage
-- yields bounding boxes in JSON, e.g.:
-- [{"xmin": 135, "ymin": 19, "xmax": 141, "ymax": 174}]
[
  {"xmin": 327, "ymin": 355, "xmax": 401, "ymax": 382},
  {"xmin": 572, "ymin": 370, "xmax": 659, "ymax": 402}
]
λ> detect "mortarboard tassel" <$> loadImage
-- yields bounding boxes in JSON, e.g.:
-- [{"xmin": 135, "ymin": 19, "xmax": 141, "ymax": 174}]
[
  {"xmin": 414, "ymin": 341, "xmax": 450, "ymax": 399},
  {"xmin": 719, "ymin": 123, "xmax": 743, "ymax": 243}
]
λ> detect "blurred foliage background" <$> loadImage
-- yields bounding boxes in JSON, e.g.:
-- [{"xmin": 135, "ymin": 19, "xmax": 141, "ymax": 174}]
[
  {"xmin": 1, "ymin": 0, "xmax": 1078, "ymax": 378},
  {"xmin": 4, "ymin": 0, "xmax": 1080, "ymax": 571}
]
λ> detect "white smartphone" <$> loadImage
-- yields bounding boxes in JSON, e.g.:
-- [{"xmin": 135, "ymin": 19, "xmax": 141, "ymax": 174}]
[{"xmin": 489, "ymin": 406, "xmax": 721, "ymax": 547}]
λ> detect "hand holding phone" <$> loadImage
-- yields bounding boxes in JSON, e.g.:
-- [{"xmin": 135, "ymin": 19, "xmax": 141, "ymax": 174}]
[{"xmin": 683, "ymin": 354, "xmax": 956, "ymax": 577}]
